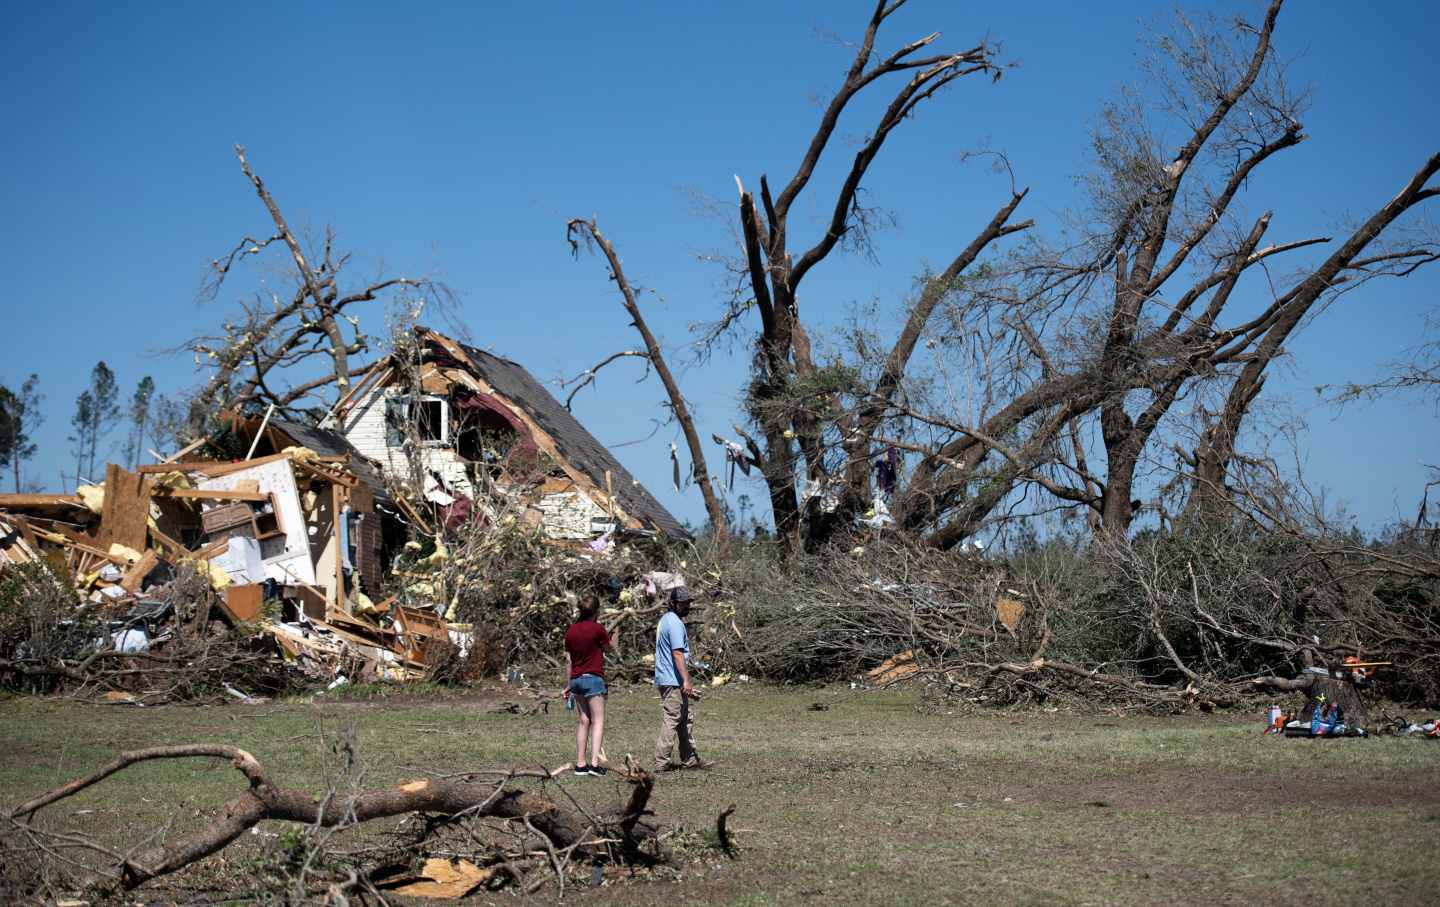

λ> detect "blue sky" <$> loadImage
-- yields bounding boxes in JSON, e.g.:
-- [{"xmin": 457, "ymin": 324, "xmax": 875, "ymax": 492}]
[{"xmin": 2, "ymin": 1, "xmax": 1436, "ymax": 531}]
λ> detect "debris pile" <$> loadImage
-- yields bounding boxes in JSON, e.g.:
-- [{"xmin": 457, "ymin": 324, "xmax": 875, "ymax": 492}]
[
  {"xmin": 0, "ymin": 443, "xmax": 451, "ymax": 695},
  {"xmin": 0, "ymin": 328, "xmax": 702, "ymax": 699}
]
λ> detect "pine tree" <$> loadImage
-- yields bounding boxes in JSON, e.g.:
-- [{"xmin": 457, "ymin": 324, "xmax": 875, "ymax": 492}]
[
  {"xmin": 127, "ymin": 376, "xmax": 156, "ymax": 467},
  {"xmin": 69, "ymin": 390, "xmax": 95, "ymax": 489},
  {"xmin": 85, "ymin": 361, "xmax": 121, "ymax": 479},
  {"xmin": 8, "ymin": 374, "xmax": 42, "ymax": 495},
  {"xmin": 0, "ymin": 386, "xmax": 17, "ymax": 483}
]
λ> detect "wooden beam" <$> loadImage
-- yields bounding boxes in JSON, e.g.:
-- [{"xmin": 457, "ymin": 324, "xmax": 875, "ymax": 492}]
[
  {"xmin": 0, "ymin": 494, "xmax": 85, "ymax": 509},
  {"xmin": 332, "ymin": 482, "xmax": 348, "ymax": 615},
  {"xmin": 158, "ymin": 436, "xmax": 209, "ymax": 464},
  {"xmin": 136, "ymin": 452, "xmax": 293, "ymax": 476},
  {"xmin": 153, "ymin": 488, "xmax": 270, "ymax": 503}
]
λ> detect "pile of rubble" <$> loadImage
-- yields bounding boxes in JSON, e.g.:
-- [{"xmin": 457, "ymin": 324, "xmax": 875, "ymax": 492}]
[
  {"xmin": 0, "ymin": 443, "xmax": 469, "ymax": 691},
  {"xmin": 0, "ymin": 328, "xmax": 710, "ymax": 698}
]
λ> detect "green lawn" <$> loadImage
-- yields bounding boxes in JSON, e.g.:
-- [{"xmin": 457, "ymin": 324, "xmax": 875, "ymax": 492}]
[{"xmin": 2, "ymin": 684, "xmax": 1436, "ymax": 905}]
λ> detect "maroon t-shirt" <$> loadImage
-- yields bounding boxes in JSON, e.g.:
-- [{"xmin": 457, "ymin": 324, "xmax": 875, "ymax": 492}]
[{"xmin": 565, "ymin": 620, "xmax": 611, "ymax": 679}]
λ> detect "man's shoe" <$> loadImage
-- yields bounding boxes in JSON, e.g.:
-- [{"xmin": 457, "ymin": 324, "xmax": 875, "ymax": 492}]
[
  {"xmin": 682, "ymin": 757, "xmax": 715, "ymax": 770},
  {"xmin": 573, "ymin": 764, "xmax": 591, "ymax": 776},
  {"xmin": 655, "ymin": 762, "xmax": 683, "ymax": 773}
]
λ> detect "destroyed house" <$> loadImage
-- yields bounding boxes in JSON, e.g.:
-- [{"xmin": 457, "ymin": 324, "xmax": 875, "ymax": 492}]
[
  {"xmin": 326, "ymin": 327, "xmax": 688, "ymax": 543},
  {"xmin": 0, "ymin": 416, "xmax": 396, "ymax": 621}
]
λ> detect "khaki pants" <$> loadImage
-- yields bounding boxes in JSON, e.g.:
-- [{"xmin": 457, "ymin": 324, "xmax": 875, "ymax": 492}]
[{"xmin": 654, "ymin": 686, "xmax": 698, "ymax": 770}]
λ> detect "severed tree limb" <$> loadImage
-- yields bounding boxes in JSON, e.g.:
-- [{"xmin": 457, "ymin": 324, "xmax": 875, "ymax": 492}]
[
  {"xmin": 567, "ymin": 218, "xmax": 729, "ymax": 536},
  {"xmin": 6, "ymin": 745, "xmax": 658, "ymax": 893}
]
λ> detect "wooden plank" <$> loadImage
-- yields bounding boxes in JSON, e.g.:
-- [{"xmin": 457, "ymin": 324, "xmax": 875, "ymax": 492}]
[
  {"xmin": 334, "ymin": 363, "xmax": 391, "ymax": 422},
  {"xmin": 68, "ymin": 542, "xmax": 130, "ymax": 565},
  {"xmin": 154, "ymin": 488, "xmax": 269, "ymax": 503},
  {"xmin": 293, "ymin": 458, "xmax": 357, "ymax": 487},
  {"xmin": 290, "ymin": 584, "xmax": 329, "ymax": 621},
  {"xmin": 158, "ymin": 436, "xmax": 208, "ymax": 464},
  {"xmin": 0, "ymin": 493, "xmax": 87, "ymax": 510},
  {"xmin": 146, "ymin": 524, "xmax": 190, "ymax": 557},
  {"xmin": 119, "ymin": 550, "xmax": 161, "ymax": 592},
  {"xmin": 3, "ymin": 515, "xmax": 44, "ymax": 557},
  {"xmin": 219, "ymin": 584, "xmax": 264, "ymax": 623},
  {"xmin": 331, "ymin": 483, "xmax": 348, "ymax": 615},
  {"xmin": 191, "ymin": 539, "xmax": 230, "ymax": 561},
  {"xmin": 135, "ymin": 451, "xmax": 293, "ymax": 476}
]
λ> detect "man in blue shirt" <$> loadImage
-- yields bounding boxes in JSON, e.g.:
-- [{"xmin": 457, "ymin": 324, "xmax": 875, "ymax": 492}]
[{"xmin": 654, "ymin": 586, "xmax": 704, "ymax": 772}]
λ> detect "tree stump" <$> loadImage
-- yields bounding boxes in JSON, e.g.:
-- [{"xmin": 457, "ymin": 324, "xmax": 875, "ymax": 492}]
[{"xmin": 1296, "ymin": 675, "xmax": 1369, "ymax": 728}]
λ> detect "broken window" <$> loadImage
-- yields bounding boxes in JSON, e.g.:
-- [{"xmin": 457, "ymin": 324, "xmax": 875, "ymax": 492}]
[{"xmin": 386, "ymin": 395, "xmax": 449, "ymax": 447}]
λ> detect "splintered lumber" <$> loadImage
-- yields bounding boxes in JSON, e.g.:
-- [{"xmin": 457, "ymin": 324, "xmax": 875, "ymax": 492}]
[
  {"xmin": 119, "ymin": 550, "xmax": 161, "ymax": 592},
  {"xmin": 0, "ymin": 518, "xmax": 38, "ymax": 566},
  {"xmin": 158, "ymin": 436, "xmax": 209, "ymax": 464},
  {"xmin": 292, "ymin": 457, "xmax": 357, "ymax": 488},
  {"xmin": 393, "ymin": 606, "xmax": 450, "ymax": 663},
  {"xmin": 220, "ymin": 585, "xmax": 265, "ymax": 623},
  {"xmin": 135, "ymin": 452, "xmax": 293, "ymax": 476},
  {"xmin": 146, "ymin": 525, "xmax": 190, "ymax": 557},
  {"xmin": 291, "ymin": 584, "xmax": 329, "ymax": 621}
]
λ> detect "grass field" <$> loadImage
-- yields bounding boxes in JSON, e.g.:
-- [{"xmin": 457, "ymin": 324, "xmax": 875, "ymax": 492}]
[{"xmin": 2, "ymin": 683, "xmax": 1437, "ymax": 905}]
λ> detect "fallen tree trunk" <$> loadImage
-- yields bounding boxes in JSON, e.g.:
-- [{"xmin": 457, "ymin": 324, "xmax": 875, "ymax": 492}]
[{"xmin": 6, "ymin": 744, "xmax": 655, "ymax": 893}]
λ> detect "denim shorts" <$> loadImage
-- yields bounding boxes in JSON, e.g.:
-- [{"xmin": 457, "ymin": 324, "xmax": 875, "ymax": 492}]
[{"xmin": 569, "ymin": 674, "xmax": 608, "ymax": 698}]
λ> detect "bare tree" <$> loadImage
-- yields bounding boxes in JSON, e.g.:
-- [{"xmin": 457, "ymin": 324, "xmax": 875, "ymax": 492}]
[
  {"xmin": 715, "ymin": 0, "xmax": 1023, "ymax": 549},
  {"xmin": 876, "ymin": 0, "xmax": 1440, "ymax": 546}
]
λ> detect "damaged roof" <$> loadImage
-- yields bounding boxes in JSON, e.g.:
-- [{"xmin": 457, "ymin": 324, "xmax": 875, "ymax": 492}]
[{"xmin": 449, "ymin": 340, "xmax": 690, "ymax": 541}]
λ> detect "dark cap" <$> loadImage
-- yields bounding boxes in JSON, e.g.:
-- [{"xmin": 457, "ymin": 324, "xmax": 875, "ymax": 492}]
[{"xmin": 670, "ymin": 586, "xmax": 693, "ymax": 604}]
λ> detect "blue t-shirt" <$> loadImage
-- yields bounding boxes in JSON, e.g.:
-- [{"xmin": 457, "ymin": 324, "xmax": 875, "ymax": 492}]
[{"xmin": 653, "ymin": 611, "xmax": 689, "ymax": 687}]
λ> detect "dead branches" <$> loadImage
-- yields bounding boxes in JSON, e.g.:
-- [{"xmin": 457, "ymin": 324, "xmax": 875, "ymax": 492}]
[
  {"xmin": 185, "ymin": 146, "xmax": 453, "ymax": 436},
  {"xmin": 4, "ymin": 743, "xmax": 662, "ymax": 898}
]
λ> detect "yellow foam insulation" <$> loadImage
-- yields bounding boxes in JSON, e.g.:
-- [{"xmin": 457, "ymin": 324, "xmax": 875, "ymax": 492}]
[
  {"xmin": 76, "ymin": 484, "xmax": 105, "ymax": 514},
  {"xmin": 107, "ymin": 543, "xmax": 144, "ymax": 564},
  {"xmin": 181, "ymin": 558, "xmax": 234, "ymax": 590}
]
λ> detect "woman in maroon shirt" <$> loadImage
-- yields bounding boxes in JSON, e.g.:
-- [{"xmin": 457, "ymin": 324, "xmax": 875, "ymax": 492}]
[{"xmin": 562, "ymin": 595, "xmax": 615, "ymax": 776}]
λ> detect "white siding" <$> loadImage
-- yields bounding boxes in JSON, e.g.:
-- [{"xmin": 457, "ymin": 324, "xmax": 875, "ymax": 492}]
[
  {"xmin": 539, "ymin": 490, "xmax": 611, "ymax": 539},
  {"xmin": 338, "ymin": 385, "xmax": 477, "ymax": 499}
]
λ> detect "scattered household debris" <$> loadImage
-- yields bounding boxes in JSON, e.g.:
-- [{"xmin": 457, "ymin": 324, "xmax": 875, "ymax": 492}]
[{"xmin": 0, "ymin": 371, "xmax": 696, "ymax": 697}]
